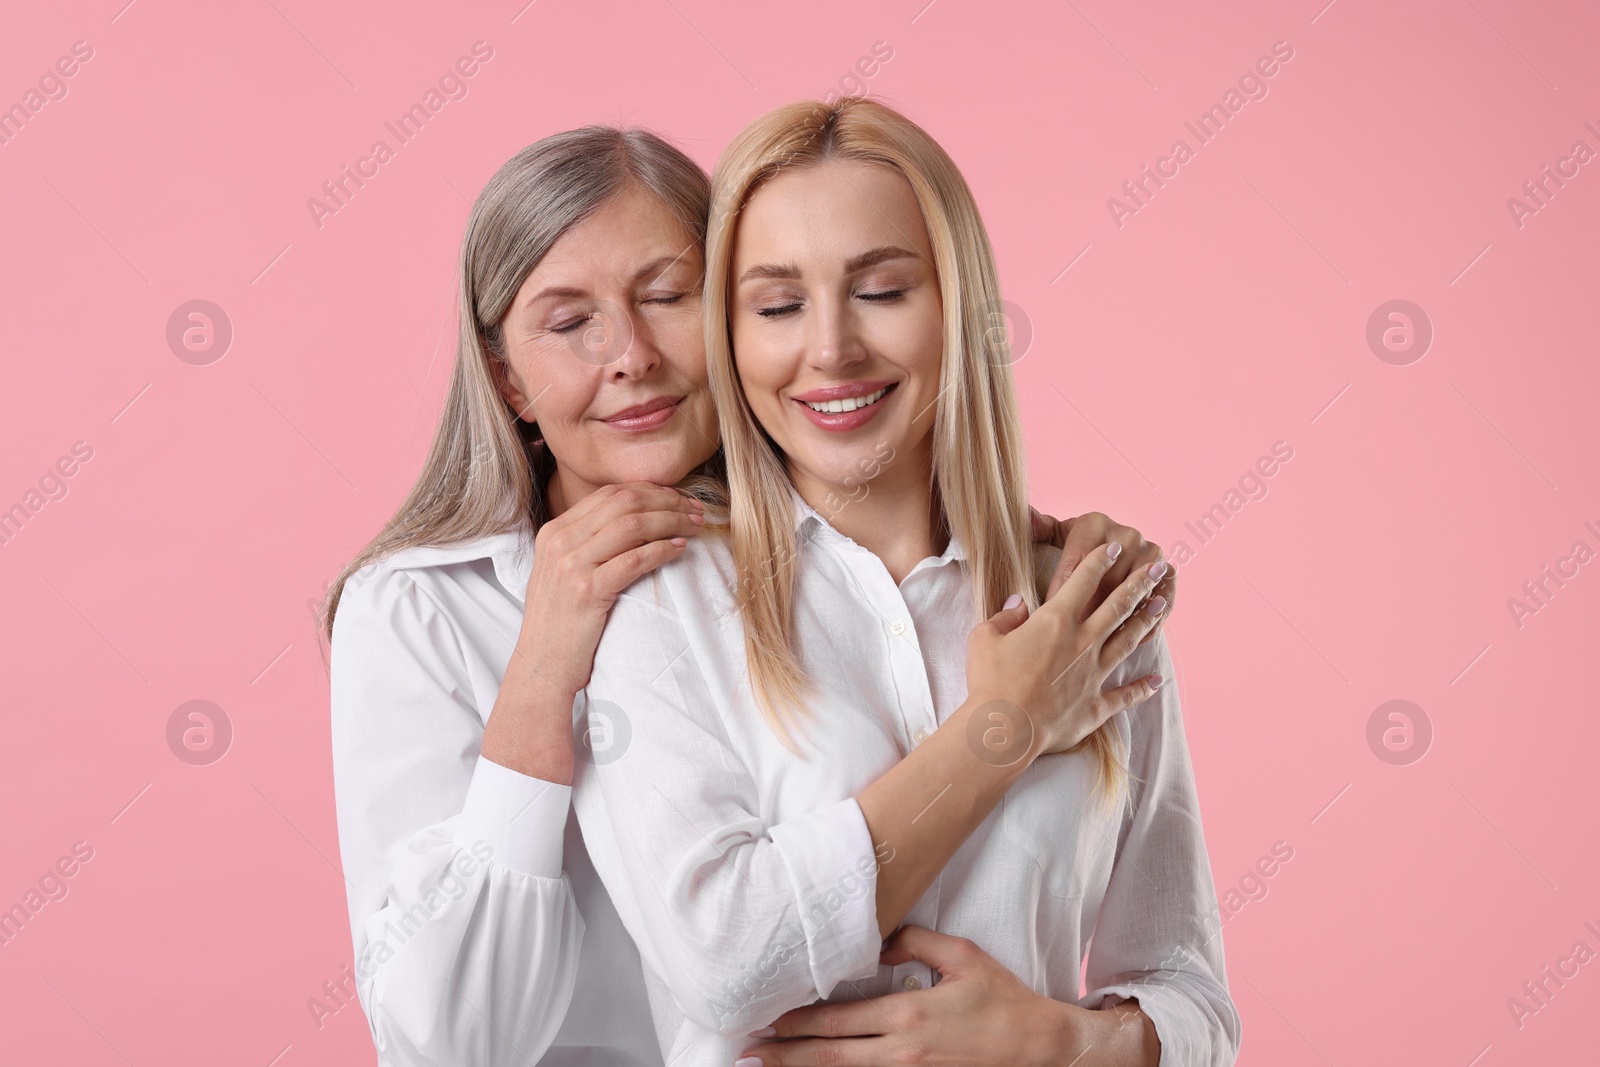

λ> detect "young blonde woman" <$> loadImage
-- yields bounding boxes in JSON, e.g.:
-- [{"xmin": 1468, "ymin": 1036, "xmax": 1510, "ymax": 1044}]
[
  {"xmin": 572, "ymin": 100, "xmax": 1238, "ymax": 1067},
  {"xmin": 325, "ymin": 126, "xmax": 1178, "ymax": 1066}
]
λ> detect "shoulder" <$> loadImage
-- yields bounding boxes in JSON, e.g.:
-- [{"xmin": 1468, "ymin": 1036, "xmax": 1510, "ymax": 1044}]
[
  {"xmin": 335, "ymin": 530, "xmax": 528, "ymax": 639},
  {"xmin": 608, "ymin": 528, "xmax": 740, "ymax": 627}
]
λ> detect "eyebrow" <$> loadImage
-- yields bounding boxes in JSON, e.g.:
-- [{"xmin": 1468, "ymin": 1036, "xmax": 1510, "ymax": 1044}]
[
  {"xmin": 737, "ymin": 244, "xmax": 920, "ymax": 285},
  {"xmin": 521, "ymin": 251, "xmax": 701, "ymax": 307}
]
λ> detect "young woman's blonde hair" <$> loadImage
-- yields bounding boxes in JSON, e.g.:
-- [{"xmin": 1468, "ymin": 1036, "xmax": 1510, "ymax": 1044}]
[
  {"xmin": 319, "ymin": 126, "xmax": 722, "ymax": 643},
  {"xmin": 704, "ymin": 98, "xmax": 1125, "ymax": 804}
]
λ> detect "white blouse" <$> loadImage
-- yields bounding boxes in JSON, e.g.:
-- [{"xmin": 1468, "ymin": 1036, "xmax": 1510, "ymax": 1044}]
[
  {"xmin": 573, "ymin": 498, "xmax": 1241, "ymax": 1066},
  {"xmin": 329, "ymin": 531, "xmax": 662, "ymax": 1066}
]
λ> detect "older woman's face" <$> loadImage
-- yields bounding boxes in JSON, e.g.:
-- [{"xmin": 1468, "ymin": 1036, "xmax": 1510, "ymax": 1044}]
[{"xmin": 495, "ymin": 184, "xmax": 719, "ymax": 513}]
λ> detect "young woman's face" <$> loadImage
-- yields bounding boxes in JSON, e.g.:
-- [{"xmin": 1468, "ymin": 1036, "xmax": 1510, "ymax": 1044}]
[
  {"xmin": 730, "ymin": 161, "xmax": 943, "ymax": 503},
  {"xmin": 495, "ymin": 184, "xmax": 720, "ymax": 512}
]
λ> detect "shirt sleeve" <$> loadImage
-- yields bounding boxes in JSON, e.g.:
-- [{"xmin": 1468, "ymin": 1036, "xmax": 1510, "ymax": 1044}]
[
  {"xmin": 329, "ymin": 562, "xmax": 586, "ymax": 1066},
  {"xmin": 571, "ymin": 577, "xmax": 883, "ymax": 1036},
  {"xmin": 1082, "ymin": 631, "xmax": 1242, "ymax": 1066}
]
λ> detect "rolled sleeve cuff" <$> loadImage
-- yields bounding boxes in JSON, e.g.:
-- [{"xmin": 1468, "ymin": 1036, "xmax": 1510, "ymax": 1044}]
[
  {"xmin": 454, "ymin": 755, "xmax": 571, "ymax": 879},
  {"xmin": 769, "ymin": 797, "xmax": 882, "ymax": 996},
  {"xmin": 1088, "ymin": 980, "xmax": 1229, "ymax": 1067}
]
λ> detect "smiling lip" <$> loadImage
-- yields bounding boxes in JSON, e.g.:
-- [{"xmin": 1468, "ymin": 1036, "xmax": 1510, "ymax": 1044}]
[
  {"xmin": 603, "ymin": 396, "xmax": 681, "ymax": 432},
  {"xmin": 792, "ymin": 381, "xmax": 897, "ymax": 432}
]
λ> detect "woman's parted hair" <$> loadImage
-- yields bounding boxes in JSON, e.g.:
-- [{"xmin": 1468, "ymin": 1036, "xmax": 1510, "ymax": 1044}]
[
  {"xmin": 705, "ymin": 98, "xmax": 1126, "ymax": 805},
  {"xmin": 319, "ymin": 126, "xmax": 713, "ymax": 642}
]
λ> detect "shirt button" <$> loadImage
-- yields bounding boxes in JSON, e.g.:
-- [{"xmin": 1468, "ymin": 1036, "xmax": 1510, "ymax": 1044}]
[
  {"xmin": 902, "ymin": 975, "xmax": 921, "ymax": 990},
  {"xmin": 890, "ymin": 619, "xmax": 907, "ymax": 635},
  {"xmin": 912, "ymin": 728, "xmax": 928, "ymax": 744}
]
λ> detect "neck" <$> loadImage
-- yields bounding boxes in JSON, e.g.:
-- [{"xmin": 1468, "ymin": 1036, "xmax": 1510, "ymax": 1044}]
[
  {"xmin": 545, "ymin": 464, "xmax": 584, "ymax": 519},
  {"xmin": 792, "ymin": 440, "xmax": 944, "ymax": 584}
]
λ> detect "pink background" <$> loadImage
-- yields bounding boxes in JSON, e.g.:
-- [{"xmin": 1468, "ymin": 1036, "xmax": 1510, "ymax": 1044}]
[{"xmin": 2, "ymin": 0, "xmax": 1596, "ymax": 1063}]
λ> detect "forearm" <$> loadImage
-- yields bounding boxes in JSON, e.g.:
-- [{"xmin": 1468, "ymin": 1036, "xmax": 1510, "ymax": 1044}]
[
  {"xmin": 856, "ymin": 695, "xmax": 1038, "ymax": 938},
  {"xmin": 481, "ymin": 655, "xmax": 578, "ymax": 785},
  {"xmin": 1039, "ymin": 999, "xmax": 1161, "ymax": 1067}
]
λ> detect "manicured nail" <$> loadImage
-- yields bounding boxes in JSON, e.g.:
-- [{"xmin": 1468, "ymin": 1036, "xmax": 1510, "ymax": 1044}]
[
  {"xmin": 735, "ymin": 1058, "xmax": 764, "ymax": 1066},
  {"xmin": 1148, "ymin": 560, "xmax": 1168, "ymax": 581},
  {"xmin": 1144, "ymin": 596, "xmax": 1166, "ymax": 616},
  {"xmin": 1003, "ymin": 593, "xmax": 1022, "ymax": 610},
  {"xmin": 1106, "ymin": 542, "xmax": 1123, "ymax": 562},
  {"xmin": 1148, "ymin": 673, "xmax": 1164, "ymax": 690},
  {"xmin": 747, "ymin": 1026, "xmax": 776, "ymax": 1037},
  {"xmin": 671, "ymin": 537, "xmax": 688, "ymax": 547},
  {"xmin": 689, "ymin": 512, "xmax": 705, "ymax": 525}
]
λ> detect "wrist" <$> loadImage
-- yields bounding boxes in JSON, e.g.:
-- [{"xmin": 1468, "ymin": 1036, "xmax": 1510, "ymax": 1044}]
[
  {"xmin": 483, "ymin": 666, "xmax": 580, "ymax": 784},
  {"xmin": 1029, "ymin": 998, "xmax": 1084, "ymax": 1067},
  {"xmin": 954, "ymin": 693, "xmax": 1047, "ymax": 775}
]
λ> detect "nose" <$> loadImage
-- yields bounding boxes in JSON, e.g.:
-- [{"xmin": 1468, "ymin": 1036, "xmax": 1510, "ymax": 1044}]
[
  {"xmin": 569, "ymin": 300, "xmax": 659, "ymax": 380},
  {"xmin": 806, "ymin": 291, "xmax": 868, "ymax": 375}
]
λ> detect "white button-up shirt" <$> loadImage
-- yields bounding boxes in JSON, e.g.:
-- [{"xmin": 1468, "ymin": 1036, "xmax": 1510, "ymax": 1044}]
[
  {"xmin": 330, "ymin": 532, "xmax": 662, "ymax": 1066},
  {"xmin": 574, "ymin": 500, "xmax": 1241, "ymax": 1066}
]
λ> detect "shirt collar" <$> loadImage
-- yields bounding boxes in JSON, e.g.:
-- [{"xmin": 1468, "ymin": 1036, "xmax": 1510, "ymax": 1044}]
[
  {"xmin": 790, "ymin": 487, "xmax": 967, "ymax": 567},
  {"xmin": 383, "ymin": 527, "xmax": 536, "ymax": 605}
]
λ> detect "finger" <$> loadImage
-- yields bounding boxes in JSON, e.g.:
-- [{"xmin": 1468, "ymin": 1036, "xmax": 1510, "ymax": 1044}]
[
  {"xmin": 1138, "ymin": 564, "xmax": 1176, "ymax": 647},
  {"xmin": 1098, "ymin": 538, "xmax": 1158, "ymax": 608},
  {"xmin": 738, "ymin": 1034, "xmax": 908, "ymax": 1066},
  {"xmin": 1095, "ymin": 670, "xmax": 1166, "ymax": 727},
  {"xmin": 764, "ymin": 995, "xmax": 899, "ymax": 1041},
  {"xmin": 584, "ymin": 508, "xmax": 706, "ymax": 562},
  {"xmin": 979, "ymin": 592, "xmax": 1030, "ymax": 638},
  {"xmin": 877, "ymin": 924, "xmax": 976, "ymax": 972},
  {"xmin": 1044, "ymin": 513, "xmax": 1108, "ymax": 600},
  {"xmin": 571, "ymin": 482, "xmax": 705, "ymax": 534},
  {"xmin": 1080, "ymin": 559, "xmax": 1169, "ymax": 644},
  {"xmin": 1100, "ymin": 593, "xmax": 1165, "ymax": 670},
  {"xmin": 1035, "ymin": 540, "xmax": 1124, "ymax": 622},
  {"xmin": 590, "ymin": 537, "xmax": 690, "ymax": 596},
  {"xmin": 1029, "ymin": 506, "xmax": 1066, "ymax": 549}
]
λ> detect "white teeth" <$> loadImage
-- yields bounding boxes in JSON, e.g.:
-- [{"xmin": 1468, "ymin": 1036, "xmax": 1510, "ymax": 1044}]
[{"xmin": 805, "ymin": 386, "xmax": 888, "ymax": 414}]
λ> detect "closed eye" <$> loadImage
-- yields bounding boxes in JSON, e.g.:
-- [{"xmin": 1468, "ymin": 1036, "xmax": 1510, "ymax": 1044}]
[
  {"xmin": 858, "ymin": 289, "xmax": 906, "ymax": 302},
  {"xmin": 644, "ymin": 294, "xmax": 684, "ymax": 306},
  {"xmin": 551, "ymin": 316, "xmax": 590, "ymax": 334},
  {"xmin": 757, "ymin": 302, "xmax": 802, "ymax": 318}
]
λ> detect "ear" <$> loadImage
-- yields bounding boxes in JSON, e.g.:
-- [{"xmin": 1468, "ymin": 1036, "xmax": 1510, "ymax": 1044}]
[{"xmin": 490, "ymin": 357, "xmax": 535, "ymax": 421}]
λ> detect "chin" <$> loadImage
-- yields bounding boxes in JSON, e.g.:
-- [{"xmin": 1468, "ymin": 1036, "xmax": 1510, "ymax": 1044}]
[{"xmin": 612, "ymin": 445, "xmax": 702, "ymax": 487}]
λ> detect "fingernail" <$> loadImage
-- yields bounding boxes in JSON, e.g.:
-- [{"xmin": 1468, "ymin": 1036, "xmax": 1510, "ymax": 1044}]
[
  {"xmin": 1105, "ymin": 542, "xmax": 1123, "ymax": 562},
  {"xmin": 1148, "ymin": 560, "xmax": 1168, "ymax": 581},
  {"xmin": 671, "ymin": 537, "xmax": 688, "ymax": 547},
  {"xmin": 1144, "ymin": 596, "xmax": 1166, "ymax": 616},
  {"xmin": 1149, "ymin": 673, "xmax": 1164, "ymax": 690},
  {"xmin": 1002, "ymin": 593, "xmax": 1022, "ymax": 610},
  {"xmin": 689, "ymin": 512, "xmax": 705, "ymax": 525},
  {"xmin": 735, "ymin": 1057, "xmax": 765, "ymax": 1066},
  {"xmin": 747, "ymin": 1026, "xmax": 776, "ymax": 1038}
]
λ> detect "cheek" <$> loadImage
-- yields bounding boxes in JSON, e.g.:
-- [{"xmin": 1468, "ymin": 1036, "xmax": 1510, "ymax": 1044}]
[
  {"xmin": 731, "ymin": 334, "xmax": 788, "ymax": 408},
  {"xmin": 518, "ymin": 346, "xmax": 599, "ymax": 427},
  {"xmin": 659, "ymin": 321, "xmax": 709, "ymax": 386}
]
